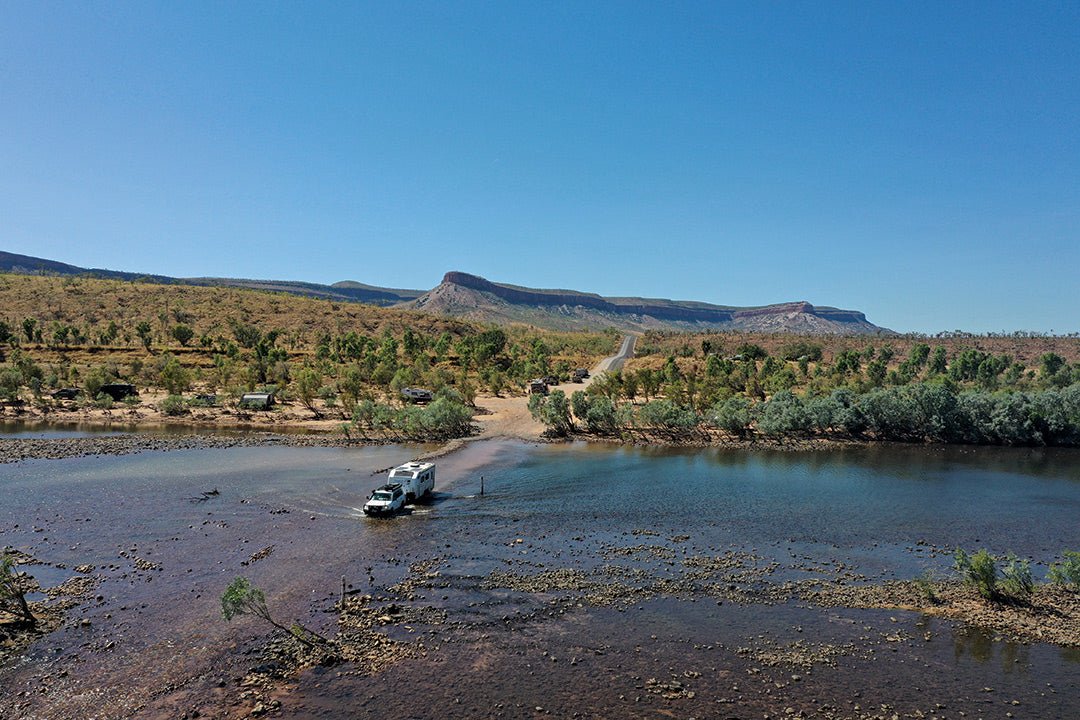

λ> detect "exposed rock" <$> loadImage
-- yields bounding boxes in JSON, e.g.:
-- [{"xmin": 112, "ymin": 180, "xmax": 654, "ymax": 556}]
[{"xmin": 406, "ymin": 271, "xmax": 891, "ymax": 334}]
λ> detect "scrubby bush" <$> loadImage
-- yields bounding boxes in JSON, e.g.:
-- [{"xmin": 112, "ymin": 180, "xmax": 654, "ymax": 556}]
[
  {"xmin": 583, "ymin": 395, "xmax": 617, "ymax": 434},
  {"xmin": 157, "ymin": 353, "xmax": 192, "ymax": 395},
  {"xmin": 570, "ymin": 390, "xmax": 590, "ymax": 423},
  {"xmin": 914, "ymin": 568, "xmax": 941, "ymax": 604},
  {"xmin": 757, "ymin": 390, "xmax": 810, "ymax": 435},
  {"xmin": 421, "ymin": 392, "xmax": 474, "ymax": 437},
  {"xmin": 0, "ymin": 368, "xmax": 21, "ymax": 401},
  {"xmin": 528, "ymin": 389, "xmax": 573, "ymax": 436},
  {"xmin": 1000, "ymin": 554, "xmax": 1034, "ymax": 599},
  {"xmin": 171, "ymin": 324, "xmax": 194, "ymax": 346},
  {"xmin": 160, "ymin": 395, "xmax": 187, "ymax": 416},
  {"xmin": 778, "ymin": 341, "xmax": 822, "ymax": 362},
  {"xmin": 637, "ymin": 399, "xmax": 698, "ymax": 433},
  {"xmin": 735, "ymin": 343, "xmax": 768, "ymax": 360},
  {"xmin": 83, "ymin": 365, "xmax": 114, "ymax": 400},
  {"xmin": 1048, "ymin": 551, "xmax": 1080, "ymax": 589},
  {"xmin": 954, "ymin": 548, "xmax": 998, "ymax": 599},
  {"xmin": 708, "ymin": 396, "xmax": 751, "ymax": 435}
]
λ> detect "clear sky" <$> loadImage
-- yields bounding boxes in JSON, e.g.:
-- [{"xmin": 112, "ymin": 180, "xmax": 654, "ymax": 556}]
[{"xmin": 2, "ymin": 1, "xmax": 1078, "ymax": 333}]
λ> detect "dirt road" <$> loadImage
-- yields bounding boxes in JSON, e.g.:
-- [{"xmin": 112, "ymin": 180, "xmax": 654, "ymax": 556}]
[{"xmin": 471, "ymin": 334, "xmax": 636, "ymax": 441}]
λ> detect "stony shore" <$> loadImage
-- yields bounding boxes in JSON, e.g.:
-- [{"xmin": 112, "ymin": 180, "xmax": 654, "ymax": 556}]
[
  {"xmin": 224, "ymin": 543, "xmax": 1080, "ymax": 719},
  {"xmin": 0, "ymin": 432, "xmax": 377, "ymax": 465}
]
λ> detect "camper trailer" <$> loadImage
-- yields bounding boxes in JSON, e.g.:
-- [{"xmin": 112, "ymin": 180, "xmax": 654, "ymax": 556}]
[{"xmin": 386, "ymin": 461, "xmax": 435, "ymax": 501}]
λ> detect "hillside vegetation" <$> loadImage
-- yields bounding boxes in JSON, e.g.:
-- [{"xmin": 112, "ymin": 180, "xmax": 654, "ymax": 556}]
[
  {"xmin": 530, "ymin": 330, "xmax": 1080, "ymax": 446},
  {"xmin": 0, "ymin": 274, "xmax": 615, "ymax": 436}
]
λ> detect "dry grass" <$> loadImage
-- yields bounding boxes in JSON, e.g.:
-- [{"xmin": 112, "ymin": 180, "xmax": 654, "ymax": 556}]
[
  {"xmin": 0, "ymin": 274, "xmax": 613, "ymax": 396},
  {"xmin": 0, "ymin": 273, "xmax": 476, "ymax": 351}
]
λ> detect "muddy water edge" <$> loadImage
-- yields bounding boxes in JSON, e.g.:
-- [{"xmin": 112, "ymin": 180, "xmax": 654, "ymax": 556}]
[{"xmin": 2, "ymin": 437, "xmax": 1079, "ymax": 719}]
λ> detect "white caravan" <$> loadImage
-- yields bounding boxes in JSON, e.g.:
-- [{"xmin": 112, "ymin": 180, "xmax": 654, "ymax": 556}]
[{"xmin": 387, "ymin": 462, "xmax": 435, "ymax": 501}]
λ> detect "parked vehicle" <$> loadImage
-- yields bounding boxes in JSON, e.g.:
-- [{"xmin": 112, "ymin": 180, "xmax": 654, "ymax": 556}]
[
  {"xmin": 386, "ymin": 461, "xmax": 435, "ymax": 502},
  {"xmin": 239, "ymin": 392, "xmax": 274, "ymax": 410},
  {"xmin": 52, "ymin": 388, "xmax": 80, "ymax": 400},
  {"xmin": 363, "ymin": 483, "xmax": 406, "ymax": 516},
  {"xmin": 572, "ymin": 368, "xmax": 590, "ymax": 382},
  {"xmin": 528, "ymin": 379, "xmax": 549, "ymax": 395},
  {"xmin": 100, "ymin": 383, "xmax": 138, "ymax": 400},
  {"xmin": 401, "ymin": 387, "xmax": 434, "ymax": 404}
]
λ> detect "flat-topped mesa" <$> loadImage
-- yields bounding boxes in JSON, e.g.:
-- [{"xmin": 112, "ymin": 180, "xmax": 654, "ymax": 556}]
[
  {"xmin": 438, "ymin": 271, "xmax": 873, "ymax": 328},
  {"xmin": 441, "ymin": 271, "xmax": 612, "ymax": 310},
  {"xmin": 0, "ymin": 251, "xmax": 887, "ymax": 335},
  {"xmin": 730, "ymin": 301, "xmax": 869, "ymax": 324}
]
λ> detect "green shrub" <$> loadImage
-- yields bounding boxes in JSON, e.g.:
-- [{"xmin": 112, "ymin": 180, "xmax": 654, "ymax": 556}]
[
  {"xmin": 1048, "ymin": 551, "xmax": 1080, "ymax": 588},
  {"xmin": 709, "ymin": 396, "xmax": 751, "ymax": 435},
  {"xmin": 953, "ymin": 548, "xmax": 998, "ymax": 599},
  {"xmin": 914, "ymin": 569, "xmax": 940, "ymax": 604},
  {"xmin": 94, "ymin": 393, "xmax": 114, "ymax": 410},
  {"xmin": 160, "ymin": 395, "xmax": 187, "ymax": 416},
  {"xmin": 1000, "ymin": 555, "xmax": 1034, "ymax": 598},
  {"xmin": 529, "ymin": 389, "xmax": 573, "ymax": 436},
  {"xmin": 735, "ymin": 343, "xmax": 768, "ymax": 360}
]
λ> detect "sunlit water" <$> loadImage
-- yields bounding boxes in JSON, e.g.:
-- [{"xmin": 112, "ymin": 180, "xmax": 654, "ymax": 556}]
[{"xmin": 2, "ymin": 439, "xmax": 1078, "ymax": 718}]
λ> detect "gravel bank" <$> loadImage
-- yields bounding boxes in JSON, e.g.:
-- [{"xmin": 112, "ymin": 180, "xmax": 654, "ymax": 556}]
[{"xmin": 0, "ymin": 432, "xmax": 379, "ymax": 464}]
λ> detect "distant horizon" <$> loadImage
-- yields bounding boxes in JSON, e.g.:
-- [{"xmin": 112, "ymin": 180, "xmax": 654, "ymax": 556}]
[
  {"xmin": 3, "ymin": 3, "xmax": 1077, "ymax": 334},
  {"xmin": 5, "ymin": 248, "xmax": 1079, "ymax": 337}
]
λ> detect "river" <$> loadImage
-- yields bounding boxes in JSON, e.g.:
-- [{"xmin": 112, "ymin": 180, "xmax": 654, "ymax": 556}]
[{"xmin": 2, "ymin": 438, "xmax": 1078, "ymax": 718}]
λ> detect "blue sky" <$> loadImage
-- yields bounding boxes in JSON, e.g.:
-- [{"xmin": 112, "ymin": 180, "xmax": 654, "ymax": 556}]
[{"xmin": 2, "ymin": 1, "xmax": 1078, "ymax": 333}]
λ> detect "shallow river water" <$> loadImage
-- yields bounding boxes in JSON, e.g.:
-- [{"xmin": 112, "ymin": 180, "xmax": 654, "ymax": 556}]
[{"xmin": 1, "ymin": 438, "xmax": 1078, "ymax": 719}]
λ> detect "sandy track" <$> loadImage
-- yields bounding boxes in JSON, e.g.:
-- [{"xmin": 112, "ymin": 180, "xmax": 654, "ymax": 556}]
[{"xmin": 470, "ymin": 335, "xmax": 636, "ymax": 442}]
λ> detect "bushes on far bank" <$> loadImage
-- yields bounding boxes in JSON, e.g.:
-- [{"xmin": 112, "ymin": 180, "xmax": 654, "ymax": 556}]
[
  {"xmin": 349, "ymin": 387, "xmax": 474, "ymax": 440},
  {"xmin": 536, "ymin": 379, "xmax": 1080, "ymax": 448}
]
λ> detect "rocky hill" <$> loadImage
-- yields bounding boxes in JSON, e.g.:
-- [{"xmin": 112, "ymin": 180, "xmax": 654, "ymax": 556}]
[
  {"xmin": 0, "ymin": 251, "xmax": 891, "ymax": 334},
  {"xmin": 407, "ymin": 272, "xmax": 891, "ymax": 334},
  {"xmin": 0, "ymin": 251, "xmax": 422, "ymax": 306}
]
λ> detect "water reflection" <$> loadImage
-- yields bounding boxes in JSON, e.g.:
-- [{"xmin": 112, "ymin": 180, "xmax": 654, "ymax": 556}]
[
  {"xmin": 952, "ymin": 625, "xmax": 1030, "ymax": 672},
  {"xmin": 1060, "ymin": 645, "xmax": 1080, "ymax": 664}
]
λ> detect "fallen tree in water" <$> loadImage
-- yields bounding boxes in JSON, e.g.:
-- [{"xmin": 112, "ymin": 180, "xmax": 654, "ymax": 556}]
[{"xmin": 0, "ymin": 553, "xmax": 36, "ymax": 628}]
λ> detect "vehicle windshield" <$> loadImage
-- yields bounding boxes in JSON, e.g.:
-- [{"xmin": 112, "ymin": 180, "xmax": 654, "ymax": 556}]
[{"xmin": 372, "ymin": 491, "xmax": 392, "ymax": 501}]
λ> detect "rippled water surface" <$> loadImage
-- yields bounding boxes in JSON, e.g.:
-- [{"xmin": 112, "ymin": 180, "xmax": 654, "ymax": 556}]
[{"xmin": 2, "ymin": 440, "xmax": 1079, "ymax": 718}]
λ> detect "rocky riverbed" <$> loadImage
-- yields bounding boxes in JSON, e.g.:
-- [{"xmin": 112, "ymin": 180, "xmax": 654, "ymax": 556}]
[
  {"xmin": 0, "ymin": 432, "xmax": 375, "ymax": 464},
  {"xmin": 4, "ymin": 438, "xmax": 1079, "ymax": 719},
  {"xmin": 214, "ymin": 535, "xmax": 1080, "ymax": 719}
]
